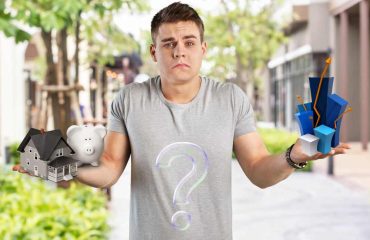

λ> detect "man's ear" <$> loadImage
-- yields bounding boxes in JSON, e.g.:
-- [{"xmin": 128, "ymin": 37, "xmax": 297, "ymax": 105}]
[
  {"xmin": 201, "ymin": 41, "xmax": 207, "ymax": 56},
  {"xmin": 150, "ymin": 44, "xmax": 157, "ymax": 62}
]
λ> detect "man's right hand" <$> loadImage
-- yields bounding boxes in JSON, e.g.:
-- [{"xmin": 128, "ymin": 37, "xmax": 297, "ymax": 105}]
[{"xmin": 12, "ymin": 164, "xmax": 71, "ymax": 187}]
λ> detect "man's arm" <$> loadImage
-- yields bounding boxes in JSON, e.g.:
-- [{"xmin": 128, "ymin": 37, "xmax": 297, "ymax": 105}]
[
  {"xmin": 233, "ymin": 131, "xmax": 350, "ymax": 189},
  {"xmin": 76, "ymin": 130, "xmax": 131, "ymax": 188}
]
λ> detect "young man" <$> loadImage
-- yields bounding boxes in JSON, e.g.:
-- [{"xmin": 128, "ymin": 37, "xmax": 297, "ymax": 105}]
[{"xmin": 14, "ymin": 2, "xmax": 350, "ymax": 239}]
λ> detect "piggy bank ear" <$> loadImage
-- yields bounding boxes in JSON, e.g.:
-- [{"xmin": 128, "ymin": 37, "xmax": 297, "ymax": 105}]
[
  {"xmin": 67, "ymin": 125, "xmax": 81, "ymax": 138},
  {"xmin": 95, "ymin": 125, "xmax": 107, "ymax": 138}
]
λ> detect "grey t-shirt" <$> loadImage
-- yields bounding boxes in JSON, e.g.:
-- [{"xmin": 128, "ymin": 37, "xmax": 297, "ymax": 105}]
[{"xmin": 108, "ymin": 75, "xmax": 256, "ymax": 240}]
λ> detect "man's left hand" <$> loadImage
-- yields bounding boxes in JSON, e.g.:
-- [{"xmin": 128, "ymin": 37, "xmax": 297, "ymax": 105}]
[{"xmin": 290, "ymin": 139, "xmax": 351, "ymax": 164}]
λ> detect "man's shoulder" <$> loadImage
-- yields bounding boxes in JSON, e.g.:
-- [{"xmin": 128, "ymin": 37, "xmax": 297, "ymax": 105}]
[
  {"xmin": 118, "ymin": 76, "xmax": 157, "ymax": 96},
  {"xmin": 202, "ymin": 76, "xmax": 236, "ymax": 94},
  {"xmin": 203, "ymin": 77, "xmax": 249, "ymax": 107}
]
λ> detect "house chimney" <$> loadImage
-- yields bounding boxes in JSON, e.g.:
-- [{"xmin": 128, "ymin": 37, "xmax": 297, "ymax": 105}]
[{"xmin": 40, "ymin": 128, "xmax": 45, "ymax": 134}]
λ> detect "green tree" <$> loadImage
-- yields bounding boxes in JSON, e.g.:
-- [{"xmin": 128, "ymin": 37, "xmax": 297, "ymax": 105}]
[
  {"xmin": 1, "ymin": 0, "xmax": 149, "ymax": 135},
  {"xmin": 203, "ymin": 0, "xmax": 285, "ymax": 105},
  {"xmin": 0, "ymin": 0, "xmax": 30, "ymax": 42}
]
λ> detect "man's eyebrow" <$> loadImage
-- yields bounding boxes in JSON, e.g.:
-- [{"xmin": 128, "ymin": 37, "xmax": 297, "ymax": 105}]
[
  {"xmin": 161, "ymin": 37, "xmax": 175, "ymax": 43},
  {"xmin": 160, "ymin": 35, "xmax": 198, "ymax": 43},
  {"xmin": 183, "ymin": 34, "xmax": 197, "ymax": 40}
]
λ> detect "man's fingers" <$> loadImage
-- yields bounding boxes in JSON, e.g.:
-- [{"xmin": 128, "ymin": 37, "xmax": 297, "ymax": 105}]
[
  {"xmin": 13, "ymin": 164, "xmax": 25, "ymax": 172},
  {"xmin": 338, "ymin": 142, "xmax": 351, "ymax": 149},
  {"xmin": 18, "ymin": 168, "xmax": 28, "ymax": 173},
  {"xmin": 333, "ymin": 148, "xmax": 347, "ymax": 154},
  {"xmin": 12, "ymin": 164, "xmax": 20, "ymax": 171},
  {"xmin": 12, "ymin": 165, "xmax": 32, "ymax": 176}
]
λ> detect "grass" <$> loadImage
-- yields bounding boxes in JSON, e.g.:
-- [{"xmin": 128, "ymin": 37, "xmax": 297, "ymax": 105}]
[{"xmin": 233, "ymin": 128, "xmax": 312, "ymax": 172}]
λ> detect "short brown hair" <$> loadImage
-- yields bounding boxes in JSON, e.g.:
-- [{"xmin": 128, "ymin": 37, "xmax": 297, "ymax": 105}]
[{"xmin": 151, "ymin": 2, "xmax": 205, "ymax": 44}]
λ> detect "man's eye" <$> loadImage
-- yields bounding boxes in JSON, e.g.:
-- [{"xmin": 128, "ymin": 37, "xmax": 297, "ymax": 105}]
[
  {"xmin": 185, "ymin": 41, "xmax": 195, "ymax": 47},
  {"xmin": 164, "ymin": 42, "xmax": 176, "ymax": 48}
]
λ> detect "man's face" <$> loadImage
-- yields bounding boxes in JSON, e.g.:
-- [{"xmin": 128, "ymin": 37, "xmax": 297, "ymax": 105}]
[{"xmin": 150, "ymin": 21, "xmax": 207, "ymax": 83}]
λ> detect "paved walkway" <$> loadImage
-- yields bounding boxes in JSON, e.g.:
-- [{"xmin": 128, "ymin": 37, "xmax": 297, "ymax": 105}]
[
  {"xmin": 108, "ymin": 143, "xmax": 370, "ymax": 240},
  {"xmin": 313, "ymin": 142, "xmax": 370, "ymax": 191}
]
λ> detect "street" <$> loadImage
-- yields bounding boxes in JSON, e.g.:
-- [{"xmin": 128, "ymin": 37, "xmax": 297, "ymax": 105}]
[{"xmin": 108, "ymin": 157, "xmax": 370, "ymax": 240}]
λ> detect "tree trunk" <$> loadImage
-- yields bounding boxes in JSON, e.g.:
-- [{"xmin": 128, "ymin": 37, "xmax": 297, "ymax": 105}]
[
  {"xmin": 235, "ymin": 53, "xmax": 256, "ymax": 110},
  {"xmin": 41, "ymin": 30, "xmax": 61, "ymax": 130},
  {"xmin": 235, "ymin": 52, "xmax": 249, "ymax": 92},
  {"xmin": 71, "ymin": 10, "xmax": 84, "ymax": 126},
  {"xmin": 56, "ymin": 28, "xmax": 72, "ymax": 137},
  {"xmin": 75, "ymin": 10, "xmax": 81, "ymax": 85}
]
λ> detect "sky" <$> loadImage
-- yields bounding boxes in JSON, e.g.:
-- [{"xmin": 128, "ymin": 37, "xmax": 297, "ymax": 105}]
[
  {"xmin": 113, "ymin": 0, "xmax": 217, "ymax": 40},
  {"xmin": 113, "ymin": 0, "xmax": 312, "ymax": 41}
]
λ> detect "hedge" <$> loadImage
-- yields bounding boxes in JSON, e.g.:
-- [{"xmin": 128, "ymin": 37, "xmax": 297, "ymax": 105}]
[
  {"xmin": 233, "ymin": 128, "xmax": 312, "ymax": 172},
  {"xmin": 0, "ymin": 167, "xmax": 110, "ymax": 240}
]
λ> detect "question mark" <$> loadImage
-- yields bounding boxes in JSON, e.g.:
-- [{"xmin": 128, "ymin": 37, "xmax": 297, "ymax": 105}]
[{"xmin": 155, "ymin": 142, "xmax": 209, "ymax": 231}]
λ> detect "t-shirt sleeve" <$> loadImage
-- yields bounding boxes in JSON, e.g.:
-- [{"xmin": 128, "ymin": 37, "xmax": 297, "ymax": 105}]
[
  {"xmin": 233, "ymin": 84, "xmax": 257, "ymax": 139},
  {"xmin": 107, "ymin": 89, "xmax": 128, "ymax": 135}
]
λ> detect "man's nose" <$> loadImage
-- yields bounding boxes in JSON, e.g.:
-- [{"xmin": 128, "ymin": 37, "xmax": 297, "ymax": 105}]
[{"xmin": 173, "ymin": 43, "xmax": 186, "ymax": 58}]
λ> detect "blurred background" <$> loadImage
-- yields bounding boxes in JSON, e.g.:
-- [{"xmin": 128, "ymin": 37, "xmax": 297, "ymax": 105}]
[{"xmin": 1, "ymin": 0, "xmax": 369, "ymax": 239}]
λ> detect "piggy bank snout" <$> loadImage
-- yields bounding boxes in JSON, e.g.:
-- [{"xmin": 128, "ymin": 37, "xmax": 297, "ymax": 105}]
[{"xmin": 84, "ymin": 144, "xmax": 95, "ymax": 155}]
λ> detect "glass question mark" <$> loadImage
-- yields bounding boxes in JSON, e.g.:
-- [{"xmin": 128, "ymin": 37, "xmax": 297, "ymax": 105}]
[{"xmin": 155, "ymin": 142, "xmax": 209, "ymax": 231}]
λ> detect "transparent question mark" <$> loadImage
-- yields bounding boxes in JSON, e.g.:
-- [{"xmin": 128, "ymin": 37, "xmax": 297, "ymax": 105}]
[{"xmin": 155, "ymin": 142, "xmax": 209, "ymax": 231}]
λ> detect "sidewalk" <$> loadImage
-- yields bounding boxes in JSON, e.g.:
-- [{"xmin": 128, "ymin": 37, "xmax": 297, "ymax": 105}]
[
  {"xmin": 108, "ymin": 145, "xmax": 370, "ymax": 240},
  {"xmin": 313, "ymin": 142, "xmax": 370, "ymax": 191}
]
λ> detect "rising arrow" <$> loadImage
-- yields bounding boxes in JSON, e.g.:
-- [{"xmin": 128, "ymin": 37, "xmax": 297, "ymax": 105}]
[{"xmin": 313, "ymin": 57, "xmax": 332, "ymax": 127}]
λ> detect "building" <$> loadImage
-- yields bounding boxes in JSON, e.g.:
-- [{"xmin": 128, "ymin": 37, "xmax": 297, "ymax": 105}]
[
  {"xmin": 267, "ymin": 0, "xmax": 369, "ymax": 149},
  {"xmin": 0, "ymin": 33, "xmax": 27, "ymax": 165},
  {"xmin": 330, "ymin": 0, "xmax": 369, "ymax": 149}
]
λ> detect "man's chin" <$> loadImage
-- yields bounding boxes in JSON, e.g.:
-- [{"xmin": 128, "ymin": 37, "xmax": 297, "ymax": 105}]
[
  {"xmin": 174, "ymin": 77, "xmax": 198, "ymax": 84},
  {"xmin": 163, "ymin": 72, "xmax": 198, "ymax": 83}
]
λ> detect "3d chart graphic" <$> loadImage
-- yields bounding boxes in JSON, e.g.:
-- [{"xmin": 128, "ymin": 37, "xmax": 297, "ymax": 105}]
[
  {"xmin": 17, "ymin": 125, "xmax": 106, "ymax": 182},
  {"xmin": 295, "ymin": 58, "xmax": 352, "ymax": 155}
]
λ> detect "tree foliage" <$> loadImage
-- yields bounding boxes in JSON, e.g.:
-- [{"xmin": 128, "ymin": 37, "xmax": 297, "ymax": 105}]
[
  {"xmin": 0, "ymin": 0, "xmax": 149, "ymax": 134},
  {"xmin": 203, "ymin": 0, "xmax": 285, "ymax": 93},
  {"xmin": 0, "ymin": 0, "xmax": 30, "ymax": 42}
]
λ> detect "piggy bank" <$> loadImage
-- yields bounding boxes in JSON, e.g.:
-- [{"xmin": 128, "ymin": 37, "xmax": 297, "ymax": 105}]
[{"xmin": 67, "ymin": 125, "xmax": 107, "ymax": 166}]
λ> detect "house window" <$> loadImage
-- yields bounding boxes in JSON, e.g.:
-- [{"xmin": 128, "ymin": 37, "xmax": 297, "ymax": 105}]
[
  {"xmin": 56, "ymin": 149, "xmax": 63, "ymax": 157},
  {"xmin": 27, "ymin": 161, "xmax": 30, "ymax": 165},
  {"xmin": 34, "ymin": 153, "xmax": 38, "ymax": 160},
  {"xmin": 29, "ymin": 147, "xmax": 32, "ymax": 153}
]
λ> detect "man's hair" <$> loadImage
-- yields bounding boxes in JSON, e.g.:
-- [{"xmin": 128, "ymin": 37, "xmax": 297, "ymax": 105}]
[{"xmin": 151, "ymin": 2, "xmax": 205, "ymax": 44}]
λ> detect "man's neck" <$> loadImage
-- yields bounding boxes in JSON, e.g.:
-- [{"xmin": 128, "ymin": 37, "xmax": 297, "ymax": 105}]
[{"xmin": 160, "ymin": 76, "xmax": 201, "ymax": 104}]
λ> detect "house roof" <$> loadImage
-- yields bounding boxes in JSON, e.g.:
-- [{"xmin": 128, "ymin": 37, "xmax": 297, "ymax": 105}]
[
  {"xmin": 17, "ymin": 128, "xmax": 75, "ymax": 160},
  {"xmin": 17, "ymin": 128, "xmax": 41, "ymax": 152},
  {"xmin": 49, "ymin": 156, "xmax": 78, "ymax": 168}
]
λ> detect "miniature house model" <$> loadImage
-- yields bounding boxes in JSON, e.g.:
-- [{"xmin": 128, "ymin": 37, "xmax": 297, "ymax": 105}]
[{"xmin": 17, "ymin": 128, "xmax": 78, "ymax": 182}]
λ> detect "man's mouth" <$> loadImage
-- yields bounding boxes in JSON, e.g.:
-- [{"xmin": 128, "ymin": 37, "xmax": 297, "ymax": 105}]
[{"xmin": 172, "ymin": 63, "xmax": 190, "ymax": 69}]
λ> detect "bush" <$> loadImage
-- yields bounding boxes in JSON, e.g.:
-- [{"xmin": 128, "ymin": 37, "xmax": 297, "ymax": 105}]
[
  {"xmin": 233, "ymin": 128, "xmax": 312, "ymax": 172},
  {"xmin": 7, "ymin": 142, "xmax": 21, "ymax": 165},
  {"xmin": 0, "ymin": 167, "xmax": 110, "ymax": 239},
  {"xmin": 257, "ymin": 128, "xmax": 298, "ymax": 154},
  {"xmin": 258, "ymin": 128, "xmax": 312, "ymax": 172}
]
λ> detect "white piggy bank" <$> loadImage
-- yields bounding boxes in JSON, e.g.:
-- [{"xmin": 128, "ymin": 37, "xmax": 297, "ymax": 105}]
[{"xmin": 67, "ymin": 125, "xmax": 107, "ymax": 166}]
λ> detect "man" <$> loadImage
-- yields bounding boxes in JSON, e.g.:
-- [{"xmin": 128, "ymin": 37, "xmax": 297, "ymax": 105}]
[{"xmin": 14, "ymin": 2, "xmax": 350, "ymax": 239}]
